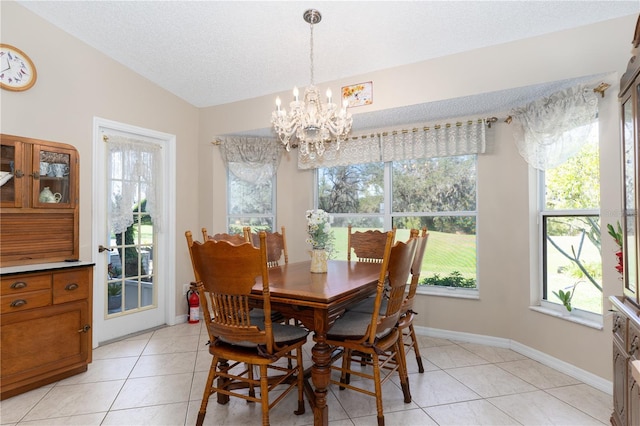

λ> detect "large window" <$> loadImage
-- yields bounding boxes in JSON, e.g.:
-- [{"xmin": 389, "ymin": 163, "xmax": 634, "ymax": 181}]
[
  {"xmin": 317, "ymin": 155, "xmax": 478, "ymax": 292},
  {"xmin": 539, "ymin": 130, "xmax": 602, "ymax": 317}
]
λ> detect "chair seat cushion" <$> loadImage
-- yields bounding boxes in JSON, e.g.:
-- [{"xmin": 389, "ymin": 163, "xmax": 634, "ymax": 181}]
[
  {"xmin": 327, "ymin": 310, "xmax": 393, "ymax": 341},
  {"xmin": 219, "ymin": 320, "xmax": 308, "ymax": 348},
  {"xmin": 249, "ymin": 308, "xmax": 285, "ymax": 322},
  {"xmin": 349, "ymin": 297, "xmax": 387, "ymax": 314}
]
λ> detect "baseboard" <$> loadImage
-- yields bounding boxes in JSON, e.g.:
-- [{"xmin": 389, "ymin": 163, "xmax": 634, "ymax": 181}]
[{"xmin": 413, "ymin": 325, "xmax": 613, "ymax": 395}]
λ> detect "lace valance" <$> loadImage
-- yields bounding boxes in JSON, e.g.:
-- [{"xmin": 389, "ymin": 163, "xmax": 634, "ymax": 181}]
[
  {"xmin": 510, "ymin": 83, "xmax": 598, "ymax": 170},
  {"xmin": 297, "ymin": 118, "xmax": 488, "ymax": 169},
  {"xmin": 219, "ymin": 137, "xmax": 282, "ymax": 184},
  {"xmin": 106, "ymin": 134, "xmax": 162, "ymax": 234}
]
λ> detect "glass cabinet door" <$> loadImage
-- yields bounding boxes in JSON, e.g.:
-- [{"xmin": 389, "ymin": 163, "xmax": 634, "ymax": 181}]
[
  {"xmin": 626, "ymin": 82, "xmax": 640, "ymax": 305},
  {"xmin": 32, "ymin": 145, "xmax": 75, "ymax": 208},
  {"xmin": 621, "ymin": 85, "xmax": 639, "ymax": 305},
  {"xmin": 0, "ymin": 139, "xmax": 24, "ymax": 208}
]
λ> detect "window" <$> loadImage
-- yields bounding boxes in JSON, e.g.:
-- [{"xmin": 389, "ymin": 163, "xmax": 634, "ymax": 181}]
[
  {"xmin": 227, "ymin": 168, "xmax": 275, "ymax": 232},
  {"xmin": 317, "ymin": 155, "xmax": 478, "ymax": 292},
  {"xmin": 221, "ymin": 137, "xmax": 281, "ymax": 233},
  {"xmin": 539, "ymin": 128, "xmax": 602, "ymax": 317}
]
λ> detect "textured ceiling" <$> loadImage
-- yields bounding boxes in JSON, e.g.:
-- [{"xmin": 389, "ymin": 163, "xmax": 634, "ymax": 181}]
[{"xmin": 16, "ymin": 1, "xmax": 639, "ymax": 134}]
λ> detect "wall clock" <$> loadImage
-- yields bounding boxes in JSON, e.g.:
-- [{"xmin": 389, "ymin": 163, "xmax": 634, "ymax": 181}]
[{"xmin": 0, "ymin": 44, "xmax": 37, "ymax": 91}]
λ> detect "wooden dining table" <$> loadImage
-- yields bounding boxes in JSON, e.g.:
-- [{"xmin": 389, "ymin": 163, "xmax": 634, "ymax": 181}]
[{"xmin": 252, "ymin": 259, "xmax": 382, "ymax": 426}]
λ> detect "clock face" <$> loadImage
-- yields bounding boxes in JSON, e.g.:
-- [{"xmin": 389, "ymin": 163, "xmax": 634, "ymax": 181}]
[{"xmin": 0, "ymin": 44, "xmax": 37, "ymax": 91}]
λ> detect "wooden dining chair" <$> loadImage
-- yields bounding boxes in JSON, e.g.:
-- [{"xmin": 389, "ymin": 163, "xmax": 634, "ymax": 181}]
[
  {"xmin": 201, "ymin": 227, "xmax": 250, "ymax": 245},
  {"xmin": 185, "ymin": 230, "xmax": 308, "ymax": 426},
  {"xmin": 347, "ymin": 224, "xmax": 396, "ymax": 262},
  {"xmin": 397, "ymin": 227, "xmax": 429, "ymax": 373},
  {"xmin": 247, "ymin": 226, "xmax": 288, "ymax": 268},
  {"xmin": 326, "ymin": 230, "xmax": 417, "ymax": 426},
  {"xmin": 346, "ymin": 229, "xmax": 423, "ymax": 368}
]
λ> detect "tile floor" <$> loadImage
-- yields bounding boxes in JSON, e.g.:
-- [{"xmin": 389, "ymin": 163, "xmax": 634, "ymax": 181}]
[{"xmin": 1, "ymin": 321, "xmax": 612, "ymax": 425}]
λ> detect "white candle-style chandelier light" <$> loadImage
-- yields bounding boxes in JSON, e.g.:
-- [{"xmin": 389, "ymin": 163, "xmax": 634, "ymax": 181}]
[{"xmin": 271, "ymin": 9, "xmax": 353, "ymax": 159}]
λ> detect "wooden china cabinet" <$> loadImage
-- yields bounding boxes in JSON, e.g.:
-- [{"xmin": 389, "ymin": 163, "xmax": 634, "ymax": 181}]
[
  {"xmin": 610, "ymin": 15, "xmax": 640, "ymax": 426},
  {"xmin": 0, "ymin": 134, "xmax": 93, "ymax": 400}
]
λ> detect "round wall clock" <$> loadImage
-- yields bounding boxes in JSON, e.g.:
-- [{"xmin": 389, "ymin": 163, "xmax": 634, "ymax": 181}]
[{"xmin": 0, "ymin": 44, "xmax": 37, "ymax": 91}]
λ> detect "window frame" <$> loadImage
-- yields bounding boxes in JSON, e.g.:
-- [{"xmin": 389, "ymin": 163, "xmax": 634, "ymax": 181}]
[
  {"xmin": 226, "ymin": 167, "xmax": 277, "ymax": 233},
  {"xmin": 536, "ymin": 167, "xmax": 602, "ymax": 324},
  {"xmin": 315, "ymin": 156, "xmax": 479, "ymax": 299}
]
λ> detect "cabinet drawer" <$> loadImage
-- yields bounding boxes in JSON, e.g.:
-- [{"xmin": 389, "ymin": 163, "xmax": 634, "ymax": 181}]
[
  {"xmin": 1, "ymin": 289, "xmax": 51, "ymax": 314},
  {"xmin": 1, "ymin": 274, "xmax": 51, "ymax": 296},
  {"xmin": 53, "ymin": 270, "xmax": 89, "ymax": 304}
]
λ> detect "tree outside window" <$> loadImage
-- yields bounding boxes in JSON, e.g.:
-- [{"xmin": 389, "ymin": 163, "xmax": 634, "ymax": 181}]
[
  {"xmin": 227, "ymin": 169, "xmax": 275, "ymax": 232},
  {"xmin": 541, "ymin": 133, "xmax": 602, "ymax": 315}
]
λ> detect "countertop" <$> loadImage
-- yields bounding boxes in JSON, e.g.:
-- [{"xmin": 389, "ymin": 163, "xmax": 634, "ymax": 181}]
[{"xmin": 0, "ymin": 261, "xmax": 95, "ymax": 275}]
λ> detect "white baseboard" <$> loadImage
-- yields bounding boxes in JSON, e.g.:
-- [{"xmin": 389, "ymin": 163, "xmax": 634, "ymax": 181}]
[{"xmin": 413, "ymin": 325, "xmax": 613, "ymax": 396}]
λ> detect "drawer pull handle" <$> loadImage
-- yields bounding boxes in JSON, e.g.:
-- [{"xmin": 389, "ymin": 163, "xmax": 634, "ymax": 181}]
[
  {"xmin": 65, "ymin": 283, "xmax": 79, "ymax": 291},
  {"xmin": 10, "ymin": 281, "xmax": 27, "ymax": 290},
  {"xmin": 10, "ymin": 299, "xmax": 27, "ymax": 308},
  {"xmin": 630, "ymin": 336, "xmax": 639, "ymax": 356},
  {"xmin": 613, "ymin": 316, "xmax": 621, "ymax": 333},
  {"xmin": 78, "ymin": 324, "xmax": 91, "ymax": 333}
]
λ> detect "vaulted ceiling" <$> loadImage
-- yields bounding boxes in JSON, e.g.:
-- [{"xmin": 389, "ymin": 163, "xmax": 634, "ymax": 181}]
[{"xmin": 18, "ymin": 1, "xmax": 639, "ymax": 133}]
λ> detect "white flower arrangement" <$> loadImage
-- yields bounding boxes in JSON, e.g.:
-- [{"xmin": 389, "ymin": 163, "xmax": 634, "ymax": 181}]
[{"xmin": 305, "ymin": 209, "xmax": 335, "ymax": 253}]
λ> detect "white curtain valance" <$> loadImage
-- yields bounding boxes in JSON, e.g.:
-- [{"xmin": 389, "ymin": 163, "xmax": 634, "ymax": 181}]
[
  {"xmin": 380, "ymin": 120, "xmax": 486, "ymax": 162},
  {"xmin": 297, "ymin": 119, "xmax": 488, "ymax": 169},
  {"xmin": 106, "ymin": 134, "xmax": 162, "ymax": 234},
  {"xmin": 510, "ymin": 83, "xmax": 598, "ymax": 170},
  {"xmin": 219, "ymin": 137, "xmax": 282, "ymax": 184}
]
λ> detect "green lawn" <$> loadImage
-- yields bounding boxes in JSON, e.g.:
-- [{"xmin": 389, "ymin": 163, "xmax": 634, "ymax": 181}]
[{"xmin": 331, "ymin": 226, "xmax": 476, "ymax": 279}]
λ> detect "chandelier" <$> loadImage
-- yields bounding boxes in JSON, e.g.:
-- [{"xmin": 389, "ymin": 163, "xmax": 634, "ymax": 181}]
[{"xmin": 271, "ymin": 9, "xmax": 353, "ymax": 159}]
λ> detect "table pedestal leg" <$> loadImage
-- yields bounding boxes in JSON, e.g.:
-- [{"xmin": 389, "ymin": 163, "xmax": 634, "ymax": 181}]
[{"xmin": 311, "ymin": 332, "xmax": 330, "ymax": 426}]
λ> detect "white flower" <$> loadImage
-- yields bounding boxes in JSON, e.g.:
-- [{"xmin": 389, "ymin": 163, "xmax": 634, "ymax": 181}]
[{"xmin": 305, "ymin": 209, "xmax": 335, "ymax": 253}]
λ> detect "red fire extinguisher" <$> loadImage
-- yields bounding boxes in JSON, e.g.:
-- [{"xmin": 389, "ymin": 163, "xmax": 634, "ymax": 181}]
[{"xmin": 187, "ymin": 288, "xmax": 199, "ymax": 324}]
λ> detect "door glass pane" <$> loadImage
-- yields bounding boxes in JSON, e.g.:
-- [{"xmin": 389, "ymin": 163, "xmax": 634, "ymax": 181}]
[
  {"xmin": 106, "ymin": 150, "xmax": 156, "ymax": 315},
  {"xmin": 38, "ymin": 150, "xmax": 71, "ymax": 204}
]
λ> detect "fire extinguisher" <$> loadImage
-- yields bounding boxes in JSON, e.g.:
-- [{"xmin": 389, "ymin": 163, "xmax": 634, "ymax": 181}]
[{"xmin": 187, "ymin": 288, "xmax": 199, "ymax": 324}]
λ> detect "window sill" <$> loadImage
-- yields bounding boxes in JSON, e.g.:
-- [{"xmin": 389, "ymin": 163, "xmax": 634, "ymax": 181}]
[
  {"xmin": 416, "ymin": 285, "xmax": 479, "ymax": 300},
  {"xmin": 529, "ymin": 305, "xmax": 603, "ymax": 330}
]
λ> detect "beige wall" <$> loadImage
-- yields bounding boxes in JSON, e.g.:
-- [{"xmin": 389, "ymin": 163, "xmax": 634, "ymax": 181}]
[
  {"xmin": 1, "ymin": 2, "xmax": 201, "ymax": 320},
  {"xmin": 199, "ymin": 14, "xmax": 635, "ymax": 383},
  {"xmin": 2, "ymin": 0, "xmax": 637, "ymax": 382}
]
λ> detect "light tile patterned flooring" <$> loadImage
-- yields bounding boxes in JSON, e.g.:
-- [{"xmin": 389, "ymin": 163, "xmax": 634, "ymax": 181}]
[{"xmin": 1, "ymin": 321, "xmax": 612, "ymax": 425}]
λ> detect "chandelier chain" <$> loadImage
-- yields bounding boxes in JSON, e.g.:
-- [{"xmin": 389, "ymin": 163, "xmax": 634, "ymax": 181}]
[{"xmin": 309, "ymin": 21, "xmax": 314, "ymax": 86}]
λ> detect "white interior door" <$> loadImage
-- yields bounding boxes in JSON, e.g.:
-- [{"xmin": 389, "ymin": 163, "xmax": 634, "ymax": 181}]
[{"xmin": 92, "ymin": 118, "xmax": 176, "ymax": 346}]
